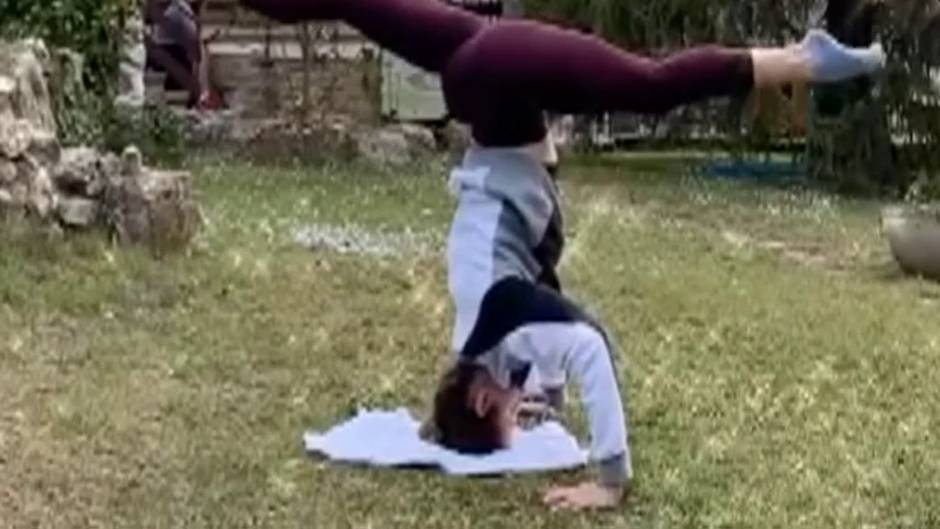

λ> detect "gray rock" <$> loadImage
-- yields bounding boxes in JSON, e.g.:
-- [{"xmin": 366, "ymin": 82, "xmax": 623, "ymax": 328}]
[
  {"xmin": 0, "ymin": 40, "xmax": 56, "ymax": 133},
  {"xmin": 354, "ymin": 123, "xmax": 439, "ymax": 167},
  {"xmin": 0, "ymin": 119, "xmax": 33, "ymax": 158},
  {"xmin": 99, "ymin": 152, "xmax": 122, "ymax": 183},
  {"xmin": 120, "ymin": 145, "xmax": 143, "ymax": 178},
  {"xmin": 440, "ymin": 121, "xmax": 471, "ymax": 154},
  {"xmin": 0, "ymin": 38, "xmax": 60, "ymax": 221},
  {"xmin": 20, "ymin": 38, "xmax": 51, "ymax": 67},
  {"xmin": 357, "ymin": 128, "xmax": 411, "ymax": 166},
  {"xmin": 25, "ymin": 164, "xmax": 55, "ymax": 219},
  {"xmin": 103, "ymin": 167, "xmax": 201, "ymax": 255},
  {"xmin": 0, "ymin": 159, "xmax": 16, "ymax": 184},
  {"xmin": 26, "ymin": 129, "xmax": 60, "ymax": 167},
  {"xmin": 53, "ymin": 146, "xmax": 103, "ymax": 196},
  {"xmin": 56, "ymin": 196, "xmax": 98, "ymax": 227},
  {"xmin": 396, "ymin": 123, "xmax": 437, "ymax": 151},
  {"xmin": 883, "ymin": 205, "xmax": 940, "ymax": 281},
  {"xmin": 0, "ymin": 74, "xmax": 14, "ymax": 117},
  {"xmin": 182, "ymin": 109, "xmax": 237, "ymax": 146},
  {"xmin": 0, "ymin": 120, "xmax": 57, "ymax": 163},
  {"xmin": 5, "ymin": 181, "xmax": 27, "ymax": 206}
]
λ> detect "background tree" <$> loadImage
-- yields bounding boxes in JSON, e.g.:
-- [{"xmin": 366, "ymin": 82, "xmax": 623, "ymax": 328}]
[{"xmin": 524, "ymin": 0, "xmax": 940, "ymax": 198}]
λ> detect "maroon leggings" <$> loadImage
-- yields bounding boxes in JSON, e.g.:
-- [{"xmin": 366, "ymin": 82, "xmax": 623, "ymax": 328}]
[{"xmin": 241, "ymin": 0, "xmax": 754, "ymax": 145}]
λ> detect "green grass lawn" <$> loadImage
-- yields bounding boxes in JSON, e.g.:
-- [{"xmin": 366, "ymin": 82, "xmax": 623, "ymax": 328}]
[{"xmin": 1, "ymin": 154, "xmax": 938, "ymax": 528}]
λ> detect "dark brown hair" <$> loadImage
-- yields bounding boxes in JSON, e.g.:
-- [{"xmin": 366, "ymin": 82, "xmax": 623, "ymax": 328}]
[{"xmin": 432, "ymin": 362, "xmax": 503, "ymax": 455}]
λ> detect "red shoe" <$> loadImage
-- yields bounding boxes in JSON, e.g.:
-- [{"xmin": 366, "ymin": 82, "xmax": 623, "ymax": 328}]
[{"xmin": 197, "ymin": 90, "xmax": 223, "ymax": 110}]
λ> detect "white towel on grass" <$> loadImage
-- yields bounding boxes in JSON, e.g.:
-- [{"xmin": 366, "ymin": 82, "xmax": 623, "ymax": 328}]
[{"xmin": 303, "ymin": 408, "xmax": 588, "ymax": 476}]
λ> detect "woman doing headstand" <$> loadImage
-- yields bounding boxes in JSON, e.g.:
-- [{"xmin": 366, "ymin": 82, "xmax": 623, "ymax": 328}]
[{"xmin": 239, "ymin": 0, "xmax": 885, "ymax": 511}]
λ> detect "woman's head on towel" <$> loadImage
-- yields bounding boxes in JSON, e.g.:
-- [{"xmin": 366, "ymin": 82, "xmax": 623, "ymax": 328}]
[{"xmin": 429, "ymin": 362, "xmax": 521, "ymax": 454}]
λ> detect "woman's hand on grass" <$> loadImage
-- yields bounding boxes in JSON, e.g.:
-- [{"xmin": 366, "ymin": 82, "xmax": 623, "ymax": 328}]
[{"xmin": 543, "ymin": 481, "xmax": 624, "ymax": 511}]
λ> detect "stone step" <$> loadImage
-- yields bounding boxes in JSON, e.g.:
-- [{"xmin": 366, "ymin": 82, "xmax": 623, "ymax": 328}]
[
  {"xmin": 144, "ymin": 70, "xmax": 167, "ymax": 104},
  {"xmin": 145, "ymin": 70, "xmax": 166, "ymax": 87},
  {"xmin": 199, "ymin": 0, "xmax": 505, "ymax": 26},
  {"xmin": 200, "ymin": 2, "xmax": 354, "ymax": 30},
  {"xmin": 207, "ymin": 40, "xmax": 375, "ymax": 62},
  {"xmin": 164, "ymin": 90, "xmax": 189, "ymax": 105},
  {"xmin": 202, "ymin": 23, "xmax": 364, "ymax": 44},
  {"xmin": 143, "ymin": 79, "xmax": 188, "ymax": 107}
]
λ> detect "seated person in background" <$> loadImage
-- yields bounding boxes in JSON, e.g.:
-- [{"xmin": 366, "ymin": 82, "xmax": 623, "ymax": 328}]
[{"xmin": 145, "ymin": 0, "xmax": 218, "ymax": 108}]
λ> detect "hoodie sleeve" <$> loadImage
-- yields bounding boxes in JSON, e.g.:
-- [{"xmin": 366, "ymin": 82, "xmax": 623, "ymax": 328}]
[{"xmin": 501, "ymin": 320, "xmax": 632, "ymax": 485}]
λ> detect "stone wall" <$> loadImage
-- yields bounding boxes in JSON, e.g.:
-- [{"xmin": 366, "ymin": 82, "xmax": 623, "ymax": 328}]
[
  {"xmin": 201, "ymin": 0, "xmax": 382, "ymax": 125},
  {"xmin": 0, "ymin": 39, "xmax": 200, "ymax": 256},
  {"xmin": 210, "ymin": 51, "xmax": 381, "ymax": 125},
  {"xmin": 0, "ymin": 40, "xmax": 60, "ymax": 220}
]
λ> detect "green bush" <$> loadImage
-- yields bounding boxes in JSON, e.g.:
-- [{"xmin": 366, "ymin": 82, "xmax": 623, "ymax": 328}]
[
  {"xmin": 807, "ymin": 0, "xmax": 940, "ymax": 198},
  {"xmin": 45, "ymin": 47, "xmax": 107, "ymax": 147},
  {"xmin": 0, "ymin": 0, "xmax": 134, "ymax": 93},
  {"xmin": 102, "ymin": 104, "xmax": 188, "ymax": 168},
  {"xmin": 525, "ymin": 0, "xmax": 940, "ymax": 198},
  {"xmin": 47, "ymin": 51, "xmax": 186, "ymax": 166},
  {"xmin": 1, "ymin": 0, "xmax": 187, "ymax": 166},
  {"xmin": 521, "ymin": 0, "xmax": 820, "ymax": 155},
  {"xmin": 0, "ymin": 1, "xmax": 135, "ymax": 147}
]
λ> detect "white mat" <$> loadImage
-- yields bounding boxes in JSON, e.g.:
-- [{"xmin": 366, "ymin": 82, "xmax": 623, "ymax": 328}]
[{"xmin": 303, "ymin": 408, "xmax": 588, "ymax": 476}]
